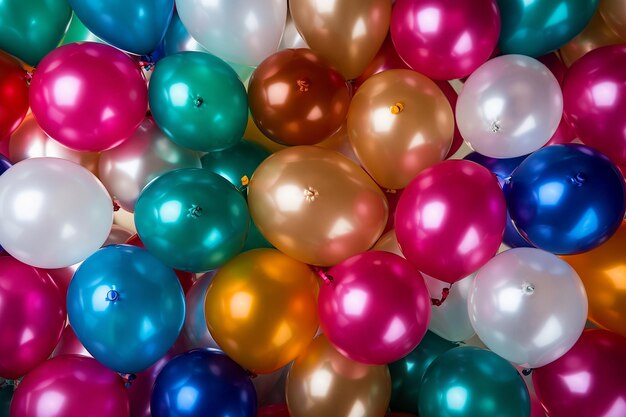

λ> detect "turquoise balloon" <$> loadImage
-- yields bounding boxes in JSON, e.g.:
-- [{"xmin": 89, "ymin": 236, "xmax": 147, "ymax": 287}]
[
  {"xmin": 149, "ymin": 51, "xmax": 248, "ymax": 152},
  {"xmin": 0, "ymin": 0, "xmax": 71, "ymax": 65},
  {"xmin": 67, "ymin": 245, "xmax": 185, "ymax": 374},
  {"xmin": 134, "ymin": 168, "xmax": 250, "ymax": 272},
  {"xmin": 419, "ymin": 347, "xmax": 530, "ymax": 417},
  {"xmin": 497, "ymin": 0, "xmax": 599, "ymax": 57},
  {"xmin": 61, "ymin": 13, "xmax": 104, "ymax": 45}
]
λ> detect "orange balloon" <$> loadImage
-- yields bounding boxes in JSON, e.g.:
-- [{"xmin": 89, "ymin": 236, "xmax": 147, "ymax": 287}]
[
  {"xmin": 205, "ymin": 249, "xmax": 319, "ymax": 374},
  {"xmin": 599, "ymin": 0, "xmax": 626, "ymax": 39}
]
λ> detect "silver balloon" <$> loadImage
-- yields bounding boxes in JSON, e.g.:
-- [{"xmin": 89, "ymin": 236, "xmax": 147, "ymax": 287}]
[
  {"xmin": 424, "ymin": 273, "xmax": 475, "ymax": 342},
  {"xmin": 182, "ymin": 271, "xmax": 220, "ymax": 350},
  {"xmin": 468, "ymin": 247, "xmax": 588, "ymax": 368},
  {"xmin": 0, "ymin": 158, "xmax": 113, "ymax": 268},
  {"xmin": 279, "ymin": 12, "xmax": 308, "ymax": 50},
  {"xmin": 103, "ymin": 224, "xmax": 134, "ymax": 246}
]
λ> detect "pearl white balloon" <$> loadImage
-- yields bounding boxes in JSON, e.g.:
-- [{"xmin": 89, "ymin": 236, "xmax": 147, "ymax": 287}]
[
  {"xmin": 456, "ymin": 55, "xmax": 563, "ymax": 158},
  {"xmin": 182, "ymin": 271, "xmax": 220, "ymax": 350},
  {"xmin": 424, "ymin": 273, "xmax": 476, "ymax": 342},
  {"xmin": 0, "ymin": 158, "xmax": 113, "ymax": 268},
  {"xmin": 468, "ymin": 247, "xmax": 588, "ymax": 368}
]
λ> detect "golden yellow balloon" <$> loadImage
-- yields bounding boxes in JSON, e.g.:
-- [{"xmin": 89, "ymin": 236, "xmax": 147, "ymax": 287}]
[
  {"xmin": 599, "ymin": 0, "xmax": 626, "ymax": 39},
  {"xmin": 205, "ymin": 249, "xmax": 319, "ymax": 374},
  {"xmin": 248, "ymin": 146, "xmax": 388, "ymax": 266},
  {"xmin": 316, "ymin": 123, "xmax": 361, "ymax": 166},
  {"xmin": 372, "ymin": 229, "xmax": 403, "ymax": 257},
  {"xmin": 347, "ymin": 69, "xmax": 454, "ymax": 190},
  {"xmin": 286, "ymin": 335, "xmax": 391, "ymax": 417},
  {"xmin": 243, "ymin": 114, "xmax": 287, "ymax": 154}
]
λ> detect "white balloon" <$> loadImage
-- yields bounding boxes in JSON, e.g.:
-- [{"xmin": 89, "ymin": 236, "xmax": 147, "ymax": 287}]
[
  {"xmin": 182, "ymin": 271, "xmax": 220, "ymax": 350},
  {"xmin": 0, "ymin": 158, "xmax": 113, "ymax": 268},
  {"xmin": 279, "ymin": 13, "xmax": 308, "ymax": 50},
  {"xmin": 424, "ymin": 273, "xmax": 476, "ymax": 342}
]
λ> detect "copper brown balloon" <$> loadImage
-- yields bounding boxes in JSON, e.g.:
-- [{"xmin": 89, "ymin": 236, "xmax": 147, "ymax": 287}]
[
  {"xmin": 286, "ymin": 335, "xmax": 391, "ymax": 417},
  {"xmin": 599, "ymin": 0, "xmax": 626, "ymax": 39},
  {"xmin": 248, "ymin": 146, "xmax": 388, "ymax": 266},
  {"xmin": 289, "ymin": 0, "xmax": 392, "ymax": 80},
  {"xmin": 347, "ymin": 69, "xmax": 454, "ymax": 190},
  {"xmin": 248, "ymin": 49, "xmax": 351, "ymax": 146}
]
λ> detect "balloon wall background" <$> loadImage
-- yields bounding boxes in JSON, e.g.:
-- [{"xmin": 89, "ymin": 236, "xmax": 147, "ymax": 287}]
[{"xmin": 1, "ymin": 0, "xmax": 626, "ymax": 417}]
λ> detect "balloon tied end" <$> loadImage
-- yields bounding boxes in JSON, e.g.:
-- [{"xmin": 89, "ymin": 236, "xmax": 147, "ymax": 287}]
[
  {"xmin": 311, "ymin": 266, "xmax": 334, "ymax": 286},
  {"xmin": 569, "ymin": 172, "xmax": 587, "ymax": 187},
  {"xmin": 390, "ymin": 102, "xmax": 405, "ymax": 115},
  {"xmin": 245, "ymin": 369, "xmax": 258, "ymax": 379},
  {"xmin": 522, "ymin": 282, "xmax": 535, "ymax": 295},
  {"xmin": 193, "ymin": 96, "xmax": 204, "ymax": 108},
  {"xmin": 522, "ymin": 368, "xmax": 533, "ymax": 376},
  {"xmin": 120, "ymin": 373, "xmax": 137, "ymax": 388},
  {"xmin": 25, "ymin": 70, "xmax": 33, "ymax": 86},
  {"xmin": 187, "ymin": 204, "xmax": 203, "ymax": 219},
  {"xmin": 138, "ymin": 61, "xmax": 155, "ymax": 72},
  {"xmin": 304, "ymin": 186, "xmax": 319, "ymax": 202},
  {"xmin": 297, "ymin": 79, "xmax": 310, "ymax": 92},
  {"xmin": 113, "ymin": 201, "xmax": 121, "ymax": 212},
  {"xmin": 490, "ymin": 120, "xmax": 501, "ymax": 133},
  {"xmin": 106, "ymin": 289, "xmax": 120, "ymax": 303},
  {"xmin": 431, "ymin": 286, "xmax": 451, "ymax": 306}
]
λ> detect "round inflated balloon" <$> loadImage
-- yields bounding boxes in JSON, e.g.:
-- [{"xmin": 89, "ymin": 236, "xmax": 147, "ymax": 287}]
[
  {"xmin": 51, "ymin": 325, "xmax": 91, "ymax": 358},
  {"xmin": 103, "ymin": 224, "xmax": 134, "ymax": 247},
  {"xmin": 182, "ymin": 272, "xmax": 220, "ymax": 350},
  {"xmin": 201, "ymin": 139, "xmax": 270, "ymax": 188},
  {"xmin": 279, "ymin": 14, "xmax": 309, "ymax": 50},
  {"xmin": 61, "ymin": 13, "xmax": 104, "ymax": 45},
  {"xmin": 151, "ymin": 349, "xmax": 257, "ymax": 417},
  {"xmin": 0, "ymin": 53, "xmax": 28, "ymax": 139},
  {"xmin": 128, "ymin": 350, "xmax": 179, "ymax": 417},
  {"xmin": 259, "ymin": 404, "xmax": 290, "ymax": 417},
  {"xmin": 600, "ymin": 0, "xmax": 626, "ymax": 39},
  {"xmin": 507, "ymin": 144, "xmax": 626, "ymax": 254},
  {"xmin": 316, "ymin": 123, "xmax": 361, "ymax": 166},
  {"xmin": 0, "ymin": 383, "xmax": 13, "ymax": 417},
  {"xmin": 205, "ymin": 249, "xmax": 319, "ymax": 374}
]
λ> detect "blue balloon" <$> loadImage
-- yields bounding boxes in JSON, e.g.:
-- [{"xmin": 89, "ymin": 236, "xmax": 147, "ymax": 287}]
[
  {"xmin": 67, "ymin": 244, "xmax": 185, "ymax": 373},
  {"xmin": 0, "ymin": 155, "xmax": 11, "ymax": 253},
  {"xmin": 507, "ymin": 144, "xmax": 626, "ymax": 254},
  {"xmin": 151, "ymin": 349, "xmax": 257, "ymax": 417}
]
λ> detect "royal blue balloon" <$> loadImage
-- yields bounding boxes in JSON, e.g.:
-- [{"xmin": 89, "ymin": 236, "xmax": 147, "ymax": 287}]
[
  {"xmin": 0, "ymin": 155, "xmax": 11, "ymax": 253},
  {"xmin": 507, "ymin": 144, "xmax": 626, "ymax": 254},
  {"xmin": 67, "ymin": 244, "xmax": 185, "ymax": 374},
  {"xmin": 151, "ymin": 349, "xmax": 257, "ymax": 417}
]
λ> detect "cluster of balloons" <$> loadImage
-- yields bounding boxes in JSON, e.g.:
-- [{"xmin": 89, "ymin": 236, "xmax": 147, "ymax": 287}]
[{"xmin": 0, "ymin": 0, "xmax": 626, "ymax": 417}]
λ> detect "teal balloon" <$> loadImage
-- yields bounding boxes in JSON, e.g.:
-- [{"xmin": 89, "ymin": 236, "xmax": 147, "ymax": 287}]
[
  {"xmin": 0, "ymin": 383, "xmax": 13, "ymax": 417},
  {"xmin": 497, "ymin": 0, "xmax": 599, "ymax": 57},
  {"xmin": 134, "ymin": 168, "xmax": 250, "ymax": 272},
  {"xmin": 419, "ymin": 347, "xmax": 530, "ymax": 417},
  {"xmin": 67, "ymin": 245, "xmax": 185, "ymax": 374},
  {"xmin": 0, "ymin": 0, "xmax": 71, "ymax": 65},
  {"xmin": 149, "ymin": 51, "xmax": 248, "ymax": 152},
  {"xmin": 389, "ymin": 331, "xmax": 458, "ymax": 414},
  {"xmin": 61, "ymin": 13, "xmax": 104, "ymax": 45}
]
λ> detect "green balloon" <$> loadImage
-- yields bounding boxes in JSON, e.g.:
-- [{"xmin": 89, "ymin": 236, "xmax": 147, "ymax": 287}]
[
  {"xmin": 61, "ymin": 13, "xmax": 104, "ymax": 45},
  {"xmin": 419, "ymin": 347, "xmax": 530, "ymax": 417},
  {"xmin": 0, "ymin": 0, "xmax": 71, "ymax": 66},
  {"xmin": 389, "ymin": 331, "xmax": 458, "ymax": 414},
  {"xmin": 134, "ymin": 168, "xmax": 250, "ymax": 272},
  {"xmin": 149, "ymin": 51, "xmax": 248, "ymax": 152},
  {"xmin": 0, "ymin": 383, "xmax": 13, "ymax": 417}
]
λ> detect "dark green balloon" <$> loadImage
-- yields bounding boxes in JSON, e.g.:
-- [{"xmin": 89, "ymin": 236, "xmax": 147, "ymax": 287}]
[
  {"xmin": 389, "ymin": 331, "xmax": 458, "ymax": 414},
  {"xmin": 149, "ymin": 51, "xmax": 248, "ymax": 152},
  {"xmin": 134, "ymin": 168, "xmax": 249, "ymax": 272},
  {"xmin": 419, "ymin": 347, "xmax": 530, "ymax": 417},
  {"xmin": 0, "ymin": 0, "xmax": 71, "ymax": 65},
  {"xmin": 61, "ymin": 13, "xmax": 104, "ymax": 45},
  {"xmin": 0, "ymin": 383, "xmax": 13, "ymax": 417}
]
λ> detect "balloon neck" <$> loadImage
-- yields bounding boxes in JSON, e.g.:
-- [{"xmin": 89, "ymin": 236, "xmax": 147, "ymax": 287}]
[
  {"xmin": 237, "ymin": 176, "xmax": 250, "ymax": 193},
  {"xmin": 311, "ymin": 266, "xmax": 334, "ymax": 286},
  {"xmin": 522, "ymin": 283, "xmax": 535, "ymax": 295},
  {"xmin": 120, "ymin": 373, "xmax": 136, "ymax": 388},
  {"xmin": 490, "ymin": 120, "xmax": 501, "ymax": 133},
  {"xmin": 245, "ymin": 369, "xmax": 258, "ymax": 379},
  {"xmin": 297, "ymin": 78, "xmax": 310, "ymax": 92},
  {"xmin": 106, "ymin": 289, "xmax": 120, "ymax": 302},
  {"xmin": 187, "ymin": 204, "xmax": 203, "ymax": 218},
  {"xmin": 521, "ymin": 368, "xmax": 533, "ymax": 376},
  {"xmin": 113, "ymin": 201, "xmax": 120, "ymax": 212},
  {"xmin": 569, "ymin": 172, "xmax": 587, "ymax": 187},
  {"xmin": 304, "ymin": 186, "xmax": 319, "ymax": 202},
  {"xmin": 25, "ymin": 70, "xmax": 33, "ymax": 86},
  {"xmin": 431, "ymin": 286, "xmax": 451, "ymax": 306},
  {"xmin": 390, "ymin": 102, "xmax": 405, "ymax": 115},
  {"xmin": 193, "ymin": 96, "xmax": 204, "ymax": 108}
]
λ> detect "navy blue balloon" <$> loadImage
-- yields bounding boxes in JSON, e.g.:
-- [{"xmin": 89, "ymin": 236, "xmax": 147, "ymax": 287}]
[
  {"xmin": 151, "ymin": 349, "xmax": 257, "ymax": 417},
  {"xmin": 0, "ymin": 155, "xmax": 11, "ymax": 253},
  {"xmin": 507, "ymin": 144, "xmax": 626, "ymax": 254}
]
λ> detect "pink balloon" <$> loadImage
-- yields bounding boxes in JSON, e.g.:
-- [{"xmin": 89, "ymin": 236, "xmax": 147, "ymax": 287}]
[
  {"xmin": 45, "ymin": 264, "xmax": 79, "ymax": 305},
  {"xmin": 533, "ymin": 329, "xmax": 626, "ymax": 417},
  {"xmin": 390, "ymin": 0, "xmax": 500, "ymax": 80},
  {"xmin": 127, "ymin": 350, "xmax": 178, "ymax": 417},
  {"xmin": 29, "ymin": 42, "xmax": 148, "ymax": 152},
  {"xmin": 383, "ymin": 188, "xmax": 403, "ymax": 234},
  {"xmin": 0, "ymin": 257, "xmax": 65, "ymax": 379},
  {"xmin": 318, "ymin": 251, "xmax": 431, "ymax": 365},
  {"xmin": 396, "ymin": 160, "xmax": 506, "ymax": 283},
  {"xmin": 10, "ymin": 355, "xmax": 129, "ymax": 417},
  {"xmin": 51, "ymin": 325, "xmax": 92, "ymax": 358},
  {"xmin": 538, "ymin": 53, "xmax": 576, "ymax": 147}
]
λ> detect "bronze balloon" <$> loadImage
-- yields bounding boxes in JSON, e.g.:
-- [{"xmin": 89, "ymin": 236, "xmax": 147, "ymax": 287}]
[{"xmin": 599, "ymin": 0, "xmax": 626, "ymax": 40}]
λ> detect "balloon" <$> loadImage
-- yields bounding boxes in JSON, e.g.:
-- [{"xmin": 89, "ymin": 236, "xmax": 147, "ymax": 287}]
[
  {"xmin": 290, "ymin": 0, "xmax": 391, "ymax": 80},
  {"xmin": 201, "ymin": 139, "xmax": 270, "ymax": 189},
  {"xmin": 533, "ymin": 329, "xmax": 626, "ymax": 417},
  {"xmin": 316, "ymin": 123, "xmax": 361, "ymax": 166},
  {"xmin": 0, "ymin": 53, "xmax": 28, "ymax": 140},
  {"xmin": 507, "ymin": 144, "xmax": 626, "ymax": 254},
  {"xmin": 205, "ymin": 249, "xmax": 319, "ymax": 374},
  {"xmin": 103, "ymin": 224, "xmax": 134, "ymax": 247},
  {"xmin": 286, "ymin": 335, "xmax": 391, "ymax": 417},
  {"xmin": 61, "ymin": 13, "xmax": 104, "ymax": 45},
  {"xmin": 383, "ymin": 189, "xmax": 403, "ymax": 234},
  {"xmin": 457, "ymin": 55, "xmax": 563, "ymax": 158},
  {"xmin": 0, "ymin": 257, "xmax": 65, "ymax": 379},
  {"xmin": 248, "ymin": 146, "xmax": 388, "ymax": 266},
  {"xmin": 9, "ymin": 355, "xmax": 129, "ymax": 417},
  {"xmin": 259, "ymin": 404, "xmax": 290, "ymax": 417},
  {"xmin": 151, "ymin": 349, "xmax": 257, "ymax": 417},
  {"xmin": 419, "ymin": 347, "xmax": 530, "ymax": 417},
  {"xmin": 67, "ymin": 245, "xmax": 185, "ymax": 373},
  {"xmin": 0, "ymin": 158, "xmax": 113, "ymax": 268},
  {"xmin": 319, "ymin": 251, "xmax": 431, "ymax": 364},
  {"xmin": 544, "ymin": 116, "xmax": 577, "ymax": 146},
  {"xmin": 497, "ymin": 0, "xmax": 599, "ymax": 57},
  {"xmin": 253, "ymin": 368, "xmax": 288, "ymax": 407},
  {"xmin": 396, "ymin": 160, "xmax": 506, "ymax": 284},
  {"xmin": 135, "ymin": 168, "xmax": 249, "ymax": 272},
  {"xmin": 248, "ymin": 49, "xmax": 351, "ymax": 146},
  {"xmin": 51, "ymin": 325, "xmax": 91, "ymax": 358},
  {"xmin": 149, "ymin": 52, "xmax": 248, "ymax": 152},
  {"xmin": 29, "ymin": 42, "xmax": 147, "ymax": 152},
  {"xmin": 391, "ymin": 0, "xmax": 500, "ymax": 80},
  {"xmin": 175, "ymin": 0, "xmax": 286, "ymax": 66},
  {"xmin": 128, "ymin": 350, "xmax": 178, "ymax": 417},
  {"xmin": 279, "ymin": 13, "xmax": 308, "ymax": 50},
  {"xmin": 600, "ymin": 0, "xmax": 626, "ymax": 39},
  {"xmin": 182, "ymin": 272, "xmax": 220, "ymax": 350},
  {"xmin": 0, "ymin": 383, "xmax": 13, "ymax": 417}
]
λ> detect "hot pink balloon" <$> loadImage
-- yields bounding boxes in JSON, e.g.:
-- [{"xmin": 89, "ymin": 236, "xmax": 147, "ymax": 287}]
[
  {"xmin": 51, "ymin": 325, "xmax": 92, "ymax": 358},
  {"xmin": 396, "ymin": 160, "xmax": 506, "ymax": 283},
  {"xmin": 10, "ymin": 355, "xmax": 129, "ymax": 417},
  {"xmin": 0, "ymin": 257, "xmax": 65, "ymax": 379},
  {"xmin": 533, "ymin": 329, "xmax": 626, "ymax": 417},
  {"xmin": 390, "ymin": 0, "xmax": 501, "ymax": 80},
  {"xmin": 29, "ymin": 42, "xmax": 148, "ymax": 152},
  {"xmin": 383, "ymin": 188, "xmax": 403, "ymax": 234},
  {"xmin": 538, "ymin": 53, "xmax": 576, "ymax": 147},
  {"xmin": 318, "ymin": 251, "xmax": 431, "ymax": 365}
]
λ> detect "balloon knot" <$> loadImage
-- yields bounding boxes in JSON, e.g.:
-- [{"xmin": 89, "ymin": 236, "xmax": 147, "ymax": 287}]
[
  {"xmin": 522, "ymin": 282, "xmax": 535, "ymax": 295},
  {"xmin": 193, "ymin": 96, "xmax": 204, "ymax": 108},
  {"xmin": 139, "ymin": 61, "xmax": 155, "ymax": 72},
  {"xmin": 241, "ymin": 175, "xmax": 249, "ymax": 187},
  {"xmin": 490, "ymin": 120, "xmax": 501, "ymax": 132},
  {"xmin": 106, "ymin": 289, "xmax": 120, "ymax": 302},
  {"xmin": 311, "ymin": 266, "xmax": 334, "ymax": 286},
  {"xmin": 569, "ymin": 172, "xmax": 587, "ymax": 187},
  {"xmin": 245, "ymin": 370, "xmax": 258, "ymax": 379},
  {"xmin": 113, "ymin": 201, "xmax": 121, "ymax": 212},
  {"xmin": 431, "ymin": 286, "xmax": 451, "ymax": 306},
  {"xmin": 187, "ymin": 204, "xmax": 203, "ymax": 218},
  {"xmin": 120, "ymin": 373, "xmax": 137, "ymax": 387},
  {"xmin": 297, "ymin": 79, "xmax": 310, "ymax": 92},
  {"xmin": 390, "ymin": 102, "xmax": 405, "ymax": 115},
  {"xmin": 303, "ymin": 186, "xmax": 319, "ymax": 202},
  {"xmin": 522, "ymin": 368, "xmax": 533, "ymax": 376},
  {"xmin": 25, "ymin": 70, "xmax": 33, "ymax": 86}
]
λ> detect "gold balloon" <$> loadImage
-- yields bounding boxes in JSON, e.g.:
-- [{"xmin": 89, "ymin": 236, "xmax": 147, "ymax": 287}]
[
  {"xmin": 244, "ymin": 114, "xmax": 287, "ymax": 154},
  {"xmin": 286, "ymin": 335, "xmax": 391, "ymax": 417},
  {"xmin": 372, "ymin": 229, "xmax": 403, "ymax": 257},
  {"xmin": 205, "ymin": 249, "xmax": 319, "ymax": 374},
  {"xmin": 289, "ymin": 0, "xmax": 392, "ymax": 80},
  {"xmin": 248, "ymin": 146, "xmax": 388, "ymax": 266},
  {"xmin": 316, "ymin": 123, "xmax": 361, "ymax": 165},
  {"xmin": 599, "ymin": 0, "xmax": 626, "ymax": 40},
  {"xmin": 347, "ymin": 70, "xmax": 454, "ymax": 190}
]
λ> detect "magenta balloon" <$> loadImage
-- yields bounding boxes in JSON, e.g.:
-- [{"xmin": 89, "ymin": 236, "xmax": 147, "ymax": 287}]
[
  {"xmin": 395, "ymin": 160, "xmax": 506, "ymax": 283},
  {"xmin": 318, "ymin": 251, "xmax": 431, "ymax": 365},
  {"xmin": 0, "ymin": 257, "xmax": 65, "ymax": 379},
  {"xmin": 390, "ymin": 0, "xmax": 500, "ymax": 80},
  {"xmin": 51, "ymin": 325, "xmax": 92, "ymax": 358},
  {"xmin": 533, "ymin": 329, "xmax": 626, "ymax": 417},
  {"xmin": 10, "ymin": 355, "xmax": 129, "ymax": 417},
  {"xmin": 128, "ymin": 350, "xmax": 177, "ymax": 417},
  {"xmin": 29, "ymin": 42, "xmax": 147, "ymax": 152}
]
